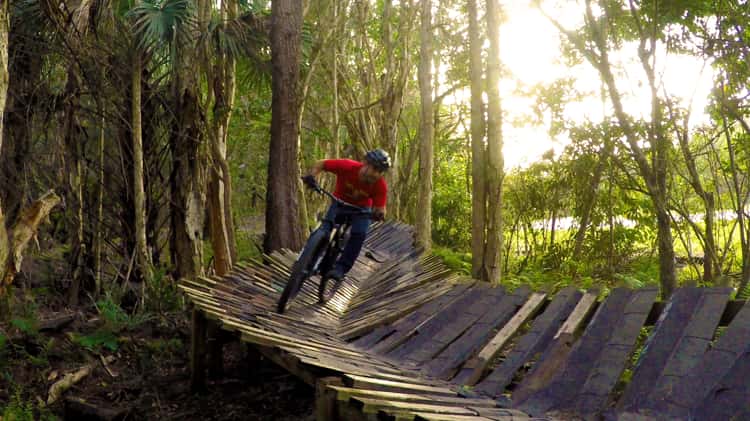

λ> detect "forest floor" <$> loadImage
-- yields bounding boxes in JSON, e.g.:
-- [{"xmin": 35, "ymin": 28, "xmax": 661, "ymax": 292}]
[{"xmin": 1, "ymin": 294, "xmax": 315, "ymax": 420}]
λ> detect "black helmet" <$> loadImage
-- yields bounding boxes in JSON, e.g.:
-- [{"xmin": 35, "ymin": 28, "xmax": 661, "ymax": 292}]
[{"xmin": 365, "ymin": 148, "xmax": 391, "ymax": 171}]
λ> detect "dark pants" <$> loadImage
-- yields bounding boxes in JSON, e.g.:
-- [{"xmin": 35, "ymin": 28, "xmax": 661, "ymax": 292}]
[{"xmin": 319, "ymin": 202, "xmax": 371, "ymax": 274}]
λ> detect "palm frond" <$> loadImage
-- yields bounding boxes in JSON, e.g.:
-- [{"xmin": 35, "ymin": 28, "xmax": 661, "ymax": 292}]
[{"xmin": 127, "ymin": 0, "xmax": 197, "ymax": 54}]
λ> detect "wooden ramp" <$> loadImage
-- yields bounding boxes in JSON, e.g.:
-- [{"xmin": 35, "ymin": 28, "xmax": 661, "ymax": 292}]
[{"xmin": 180, "ymin": 222, "xmax": 750, "ymax": 421}]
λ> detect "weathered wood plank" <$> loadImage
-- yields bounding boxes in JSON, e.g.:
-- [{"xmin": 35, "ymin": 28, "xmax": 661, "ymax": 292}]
[
  {"xmin": 503, "ymin": 289, "xmax": 598, "ymax": 403},
  {"xmin": 375, "ymin": 285, "xmax": 487, "ymax": 356},
  {"xmin": 351, "ymin": 396, "xmax": 478, "ymax": 416},
  {"xmin": 653, "ymin": 299, "xmax": 750, "ymax": 420},
  {"xmin": 343, "ymin": 374, "xmax": 457, "ymax": 396},
  {"xmin": 470, "ymin": 287, "xmax": 579, "ymax": 394},
  {"xmin": 388, "ymin": 286, "xmax": 502, "ymax": 362},
  {"xmin": 421, "ymin": 287, "xmax": 533, "ymax": 380},
  {"xmin": 515, "ymin": 288, "xmax": 657, "ymax": 418},
  {"xmin": 617, "ymin": 287, "xmax": 731, "ymax": 415},
  {"xmin": 413, "ymin": 414, "xmax": 497, "ymax": 421},
  {"xmin": 353, "ymin": 282, "xmax": 474, "ymax": 349},
  {"xmin": 328, "ymin": 386, "xmax": 497, "ymax": 407}
]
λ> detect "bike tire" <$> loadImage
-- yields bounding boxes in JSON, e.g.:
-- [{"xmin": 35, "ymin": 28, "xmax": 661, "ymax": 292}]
[
  {"xmin": 318, "ymin": 276, "xmax": 343, "ymax": 304},
  {"xmin": 277, "ymin": 228, "xmax": 328, "ymax": 313}
]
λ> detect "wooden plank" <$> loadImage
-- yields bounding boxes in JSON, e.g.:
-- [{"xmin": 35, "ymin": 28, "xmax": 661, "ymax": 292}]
[
  {"xmin": 515, "ymin": 288, "xmax": 657, "ymax": 418},
  {"xmin": 343, "ymin": 374, "xmax": 458, "ymax": 397},
  {"xmin": 413, "ymin": 414, "xmax": 496, "ymax": 421},
  {"xmin": 501, "ymin": 289, "xmax": 598, "ymax": 403},
  {"xmin": 373, "ymin": 286, "xmax": 487, "ymax": 355},
  {"xmin": 657, "ymin": 299, "xmax": 750, "ymax": 419},
  {"xmin": 351, "ymin": 396, "xmax": 479, "ymax": 416},
  {"xmin": 340, "ymin": 283, "xmax": 457, "ymax": 341},
  {"xmin": 690, "ymin": 349, "xmax": 750, "ymax": 421},
  {"xmin": 328, "ymin": 386, "xmax": 497, "ymax": 407},
  {"xmin": 388, "ymin": 286, "xmax": 502, "ymax": 362},
  {"xmin": 353, "ymin": 283, "xmax": 474, "ymax": 349},
  {"xmin": 469, "ymin": 287, "xmax": 579, "ymax": 393},
  {"xmin": 421, "ymin": 287, "xmax": 533, "ymax": 380},
  {"xmin": 617, "ymin": 287, "xmax": 731, "ymax": 415}
]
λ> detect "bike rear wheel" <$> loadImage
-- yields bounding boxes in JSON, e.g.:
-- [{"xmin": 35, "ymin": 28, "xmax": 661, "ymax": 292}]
[{"xmin": 277, "ymin": 229, "xmax": 328, "ymax": 313}]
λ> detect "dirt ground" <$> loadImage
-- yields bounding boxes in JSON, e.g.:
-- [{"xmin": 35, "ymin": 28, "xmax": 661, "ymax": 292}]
[{"xmin": 0, "ymin": 306, "xmax": 315, "ymax": 420}]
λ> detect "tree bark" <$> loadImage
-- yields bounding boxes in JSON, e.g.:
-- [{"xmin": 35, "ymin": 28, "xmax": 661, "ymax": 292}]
[
  {"xmin": 170, "ymin": 43, "xmax": 206, "ymax": 281},
  {"xmin": 208, "ymin": 0, "xmax": 239, "ymax": 275},
  {"xmin": 415, "ymin": 0, "xmax": 434, "ymax": 250},
  {"xmin": 484, "ymin": 0, "xmax": 504, "ymax": 283},
  {"xmin": 468, "ymin": 0, "xmax": 487, "ymax": 280},
  {"xmin": 1, "ymin": 191, "xmax": 61, "ymax": 296},
  {"xmin": 133, "ymin": 49, "xmax": 152, "ymax": 281},
  {"xmin": 0, "ymin": 0, "xmax": 10, "ymax": 294},
  {"xmin": 264, "ymin": 0, "xmax": 304, "ymax": 253}
]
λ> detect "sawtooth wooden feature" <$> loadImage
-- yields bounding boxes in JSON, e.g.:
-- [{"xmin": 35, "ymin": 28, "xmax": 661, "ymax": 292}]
[
  {"xmin": 421, "ymin": 287, "xmax": 532, "ymax": 380},
  {"xmin": 616, "ymin": 287, "xmax": 731, "ymax": 415},
  {"xmin": 180, "ymin": 221, "xmax": 750, "ymax": 421},
  {"xmin": 470, "ymin": 287, "xmax": 579, "ymax": 394},
  {"xmin": 514, "ymin": 288, "xmax": 658, "ymax": 419}
]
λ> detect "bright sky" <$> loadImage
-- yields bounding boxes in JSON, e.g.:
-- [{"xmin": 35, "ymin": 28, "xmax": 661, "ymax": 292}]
[{"xmin": 482, "ymin": 1, "xmax": 715, "ymax": 169}]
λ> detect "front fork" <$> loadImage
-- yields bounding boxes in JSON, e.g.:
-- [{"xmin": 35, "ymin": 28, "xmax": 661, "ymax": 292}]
[{"xmin": 319, "ymin": 225, "xmax": 350, "ymax": 277}]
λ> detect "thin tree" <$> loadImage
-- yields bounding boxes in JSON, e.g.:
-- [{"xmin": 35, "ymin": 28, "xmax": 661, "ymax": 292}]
[
  {"xmin": 468, "ymin": 0, "xmax": 487, "ymax": 280},
  {"xmin": 0, "ymin": 0, "xmax": 9, "ymax": 288},
  {"xmin": 416, "ymin": 0, "xmax": 434, "ymax": 250},
  {"xmin": 483, "ymin": 0, "xmax": 504, "ymax": 283},
  {"xmin": 132, "ymin": 0, "xmax": 152, "ymax": 282}
]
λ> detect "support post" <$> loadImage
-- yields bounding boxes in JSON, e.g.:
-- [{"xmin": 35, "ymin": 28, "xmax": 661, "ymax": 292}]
[
  {"xmin": 190, "ymin": 308, "xmax": 207, "ymax": 392},
  {"xmin": 316, "ymin": 376, "xmax": 343, "ymax": 421}
]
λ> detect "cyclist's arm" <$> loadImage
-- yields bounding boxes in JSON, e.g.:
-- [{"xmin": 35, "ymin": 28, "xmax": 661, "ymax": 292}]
[{"xmin": 307, "ymin": 160, "xmax": 325, "ymax": 178}]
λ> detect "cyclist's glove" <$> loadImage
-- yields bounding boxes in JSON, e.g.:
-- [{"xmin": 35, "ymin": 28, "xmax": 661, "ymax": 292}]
[
  {"xmin": 301, "ymin": 175, "xmax": 319, "ymax": 190},
  {"xmin": 372, "ymin": 210, "xmax": 385, "ymax": 222}
]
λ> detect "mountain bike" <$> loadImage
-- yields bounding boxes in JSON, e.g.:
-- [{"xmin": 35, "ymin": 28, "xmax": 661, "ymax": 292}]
[{"xmin": 276, "ymin": 180, "xmax": 372, "ymax": 314}]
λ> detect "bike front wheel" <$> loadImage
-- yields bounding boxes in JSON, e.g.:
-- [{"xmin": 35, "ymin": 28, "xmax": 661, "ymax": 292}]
[{"xmin": 277, "ymin": 228, "xmax": 328, "ymax": 313}]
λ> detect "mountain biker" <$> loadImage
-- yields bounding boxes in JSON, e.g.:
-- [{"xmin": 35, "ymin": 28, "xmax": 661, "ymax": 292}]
[{"xmin": 301, "ymin": 148, "xmax": 390, "ymax": 282}]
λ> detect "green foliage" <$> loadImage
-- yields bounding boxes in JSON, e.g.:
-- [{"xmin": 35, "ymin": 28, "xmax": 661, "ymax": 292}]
[
  {"xmin": 737, "ymin": 283, "xmax": 750, "ymax": 301},
  {"xmin": 10, "ymin": 317, "xmax": 38, "ymax": 337},
  {"xmin": 73, "ymin": 297, "xmax": 151, "ymax": 352},
  {"xmin": 128, "ymin": 0, "xmax": 197, "ymax": 54},
  {"xmin": 2, "ymin": 389, "xmax": 35, "ymax": 421},
  {"xmin": 72, "ymin": 330, "xmax": 120, "ymax": 352},
  {"xmin": 143, "ymin": 267, "xmax": 182, "ymax": 314},
  {"xmin": 1, "ymin": 388, "xmax": 57, "ymax": 421},
  {"xmin": 144, "ymin": 338, "xmax": 183, "ymax": 357},
  {"xmin": 431, "ymin": 247, "xmax": 471, "ymax": 275}
]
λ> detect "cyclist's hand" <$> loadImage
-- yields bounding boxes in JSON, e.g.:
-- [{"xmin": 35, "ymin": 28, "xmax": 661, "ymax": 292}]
[
  {"xmin": 301, "ymin": 175, "xmax": 318, "ymax": 190},
  {"xmin": 372, "ymin": 210, "xmax": 385, "ymax": 221}
]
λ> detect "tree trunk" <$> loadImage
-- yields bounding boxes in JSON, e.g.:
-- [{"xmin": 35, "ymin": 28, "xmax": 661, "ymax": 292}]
[
  {"xmin": 133, "ymin": 50, "xmax": 152, "ymax": 280},
  {"xmin": 415, "ymin": 0, "xmax": 434, "ymax": 250},
  {"xmin": 721, "ymin": 111, "xmax": 750, "ymax": 291},
  {"xmin": 0, "ymin": 0, "xmax": 9, "ymax": 293},
  {"xmin": 208, "ymin": 0, "xmax": 239, "ymax": 275},
  {"xmin": 62, "ymin": 69, "xmax": 87, "ymax": 306},
  {"xmin": 170, "ymin": 49, "xmax": 206, "ymax": 281},
  {"xmin": 1, "ymin": 191, "xmax": 61, "ymax": 296},
  {"xmin": 468, "ymin": 0, "xmax": 487, "ymax": 280},
  {"xmin": 483, "ymin": 0, "xmax": 504, "ymax": 283},
  {"xmin": 264, "ymin": 0, "xmax": 304, "ymax": 253}
]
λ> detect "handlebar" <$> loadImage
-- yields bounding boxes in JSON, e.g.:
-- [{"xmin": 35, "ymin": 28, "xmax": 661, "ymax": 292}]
[{"xmin": 302, "ymin": 177, "xmax": 372, "ymax": 216}]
